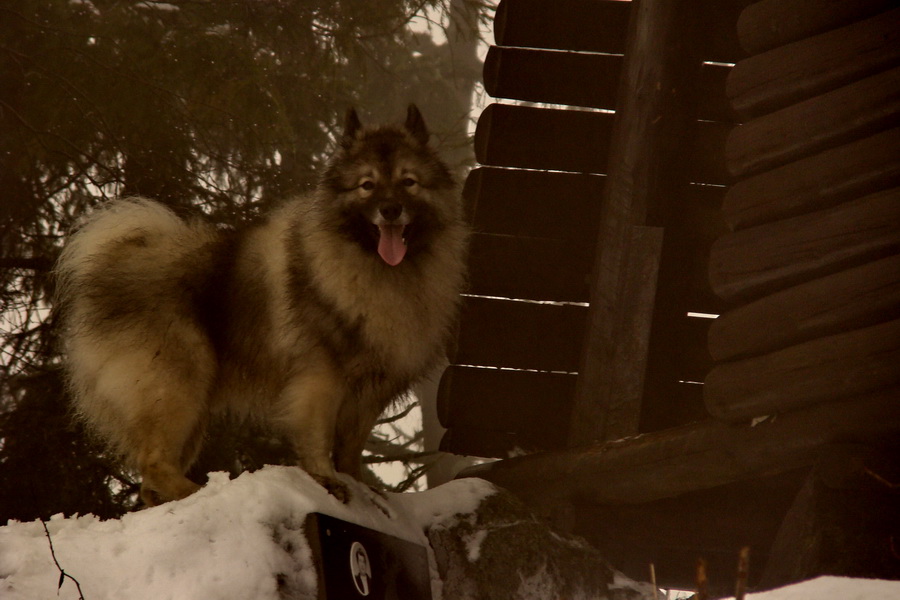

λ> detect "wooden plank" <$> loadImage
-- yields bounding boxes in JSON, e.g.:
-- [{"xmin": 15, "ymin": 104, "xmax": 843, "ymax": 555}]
[
  {"xmin": 437, "ymin": 365, "xmax": 575, "ymax": 433},
  {"xmin": 582, "ymin": 226, "xmax": 665, "ymax": 441},
  {"xmin": 722, "ymin": 127, "xmax": 900, "ymax": 230},
  {"xmin": 451, "ymin": 296, "xmax": 587, "ymax": 372},
  {"xmin": 483, "ymin": 46, "xmax": 622, "ymax": 111},
  {"xmin": 709, "ymin": 187, "xmax": 900, "ymax": 301},
  {"xmin": 725, "ymin": 66, "xmax": 900, "ymax": 178},
  {"xmin": 704, "ymin": 319, "xmax": 900, "ymax": 423},
  {"xmin": 483, "ymin": 47, "xmax": 737, "ymax": 122},
  {"xmin": 474, "ymin": 103, "xmax": 730, "ymax": 183},
  {"xmin": 494, "ymin": 0, "xmax": 631, "ymax": 55},
  {"xmin": 737, "ymin": 0, "xmax": 895, "ymax": 56},
  {"xmin": 463, "ymin": 167, "xmax": 604, "ymax": 242},
  {"xmin": 462, "ymin": 388, "xmax": 900, "ymax": 504},
  {"xmin": 728, "ymin": 8, "xmax": 900, "ymax": 119},
  {"xmin": 496, "ymin": 0, "xmax": 748, "ymax": 63},
  {"xmin": 474, "ymin": 103, "xmax": 614, "ymax": 174},
  {"xmin": 467, "ymin": 233, "xmax": 593, "ymax": 303},
  {"xmin": 709, "ymin": 254, "xmax": 900, "ymax": 362}
]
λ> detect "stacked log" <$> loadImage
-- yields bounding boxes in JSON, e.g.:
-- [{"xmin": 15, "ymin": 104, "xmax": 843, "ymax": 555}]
[{"xmin": 705, "ymin": 0, "xmax": 900, "ymax": 422}]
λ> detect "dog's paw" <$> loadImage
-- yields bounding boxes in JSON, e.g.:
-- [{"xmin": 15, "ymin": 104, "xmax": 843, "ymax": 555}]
[
  {"xmin": 140, "ymin": 476, "xmax": 201, "ymax": 507},
  {"xmin": 312, "ymin": 474, "xmax": 351, "ymax": 503}
]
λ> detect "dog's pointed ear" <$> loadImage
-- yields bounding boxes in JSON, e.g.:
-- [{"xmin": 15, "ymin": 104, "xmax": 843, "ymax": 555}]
[
  {"xmin": 404, "ymin": 104, "xmax": 429, "ymax": 146},
  {"xmin": 341, "ymin": 108, "xmax": 362, "ymax": 147}
]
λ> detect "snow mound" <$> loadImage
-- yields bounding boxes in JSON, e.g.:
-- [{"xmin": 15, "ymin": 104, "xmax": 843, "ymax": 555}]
[
  {"xmin": 3, "ymin": 468, "xmax": 896, "ymax": 600},
  {"xmin": 0, "ymin": 466, "xmax": 494, "ymax": 600},
  {"xmin": 722, "ymin": 575, "xmax": 900, "ymax": 600}
]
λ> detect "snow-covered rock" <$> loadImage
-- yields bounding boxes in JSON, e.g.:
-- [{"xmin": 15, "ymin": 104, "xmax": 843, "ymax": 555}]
[
  {"xmin": 0, "ymin": 466, "xmax": 648, "ymax": 599},
  {"xmin": 423, "ymin": 488, "xmax": 654, "ymax": 600},
  {"xmin": 5, "ymin": 467, "xmax": 893, "ymax": 599}
]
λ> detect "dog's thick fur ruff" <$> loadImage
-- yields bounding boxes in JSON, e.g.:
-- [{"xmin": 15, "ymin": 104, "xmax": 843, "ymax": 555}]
[{"xmin": 55, "ymin": 106, "xmax": 468, "ymax": 505}]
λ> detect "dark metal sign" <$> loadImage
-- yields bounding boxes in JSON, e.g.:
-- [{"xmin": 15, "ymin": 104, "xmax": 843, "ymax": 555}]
[{"xmin": 305, "ymin": 513, "xmax": 433, "ymax": 599}]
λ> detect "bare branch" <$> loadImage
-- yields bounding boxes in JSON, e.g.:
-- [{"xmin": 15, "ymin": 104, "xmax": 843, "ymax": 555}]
[{"xmin": 41, "ymin": 520, "xmax": 85, "ymax": 600}]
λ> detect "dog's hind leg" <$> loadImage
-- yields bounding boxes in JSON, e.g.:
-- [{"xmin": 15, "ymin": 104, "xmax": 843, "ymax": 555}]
[
  {"xmin": 133, "ymin": 390, "xmax": 208, "ymax": 507},
  {"xmin": 85, "ymin": 324, "xmax": 215, "ymax": 507}
]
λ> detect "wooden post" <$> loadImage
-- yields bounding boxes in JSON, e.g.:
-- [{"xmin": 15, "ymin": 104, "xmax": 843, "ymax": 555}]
[{"xmin": 569, "ymin": 0, "xmax": 704, "ymax": 446}]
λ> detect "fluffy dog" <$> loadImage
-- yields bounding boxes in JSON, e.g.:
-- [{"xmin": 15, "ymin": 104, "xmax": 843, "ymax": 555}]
[{"xmin": 55, "ymin": 105, "xmax": 468, "ymax": 505}]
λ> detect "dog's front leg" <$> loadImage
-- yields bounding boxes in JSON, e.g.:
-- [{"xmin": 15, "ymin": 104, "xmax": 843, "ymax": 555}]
[{"xmin": 277, "ymin": 363, "xmax": 349, "ymax": 502}]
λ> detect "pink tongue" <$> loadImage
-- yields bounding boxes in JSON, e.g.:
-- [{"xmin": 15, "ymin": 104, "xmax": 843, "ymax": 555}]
[{"xmin": 377, "ymin": 224, "xmax": 407, "ymax": 266}]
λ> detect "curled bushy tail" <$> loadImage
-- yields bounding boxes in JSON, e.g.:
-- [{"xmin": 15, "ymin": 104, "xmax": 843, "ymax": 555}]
[
  {"xmin": 55, "ymin": 198, "xmax": 218, "ymax": 336},
  {"xmin": 55, "ymin": 198, "xmax": 221, "ymax": 468}
]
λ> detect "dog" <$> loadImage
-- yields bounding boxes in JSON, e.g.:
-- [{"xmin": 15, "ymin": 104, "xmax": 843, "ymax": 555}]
[{"xmin": 55, "ymin": 105, "xmax": 468, "ymax": 506}]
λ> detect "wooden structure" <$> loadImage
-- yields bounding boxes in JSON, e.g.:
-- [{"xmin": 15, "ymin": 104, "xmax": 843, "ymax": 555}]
[{"xmin": 438, "ymin": 0, "xmax": 900, "ymax": 594}]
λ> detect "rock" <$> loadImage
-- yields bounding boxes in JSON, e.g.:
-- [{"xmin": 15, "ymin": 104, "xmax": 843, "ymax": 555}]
[{"xmin": 426, "ymin": 485, "xmax": 655, "ymax": 600}]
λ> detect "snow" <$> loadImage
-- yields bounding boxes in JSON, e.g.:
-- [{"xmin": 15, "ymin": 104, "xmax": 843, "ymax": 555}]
[
  {"xmin": 720, "ymin": 576, "xmax": 900, "ymax": 600},
  {"xmin": 463, "ymin": 529, "xmax": 488, "ymax": 562},
  {"xmin": 1, "ymin": 468, "xmax": 897, "ymax": 600},
  {"xmin": 0, "ymin": 466, "xmax": 495, "ymax": 600}
]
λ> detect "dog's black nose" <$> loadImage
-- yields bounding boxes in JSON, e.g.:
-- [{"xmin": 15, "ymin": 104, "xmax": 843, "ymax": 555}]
[{"xmin": 379, "ymin": 203, "xmax": 403, "ymax": 222}]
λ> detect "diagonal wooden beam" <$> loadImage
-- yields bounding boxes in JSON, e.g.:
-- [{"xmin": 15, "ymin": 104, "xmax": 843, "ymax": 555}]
[{"xmin": 569, "ymin": 0, "xmax": 705, "ymax": 445}]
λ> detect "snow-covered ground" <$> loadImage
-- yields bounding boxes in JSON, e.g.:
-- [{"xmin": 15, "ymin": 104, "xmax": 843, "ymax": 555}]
[
  {"xmin": 1, "ymin": 467, "xmax": 897, "ymax": 599},
  {"xmin": 0, "ymin": 467, "xmax": 492, "ymax": 599},
  {"xmin": 721, "ymin": 576, "xmax": 900, "ymax": 600}
]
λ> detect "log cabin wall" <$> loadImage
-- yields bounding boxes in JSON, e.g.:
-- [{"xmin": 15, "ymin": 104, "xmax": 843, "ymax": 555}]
[
  {"xmin": 438, "ymin": 0, "xmax": 749, "ymax": 458},
  {"xmin": 441, "ymin": 0, "xmax": 900, "ymax": 592},
  {"xmin": 705, "ymin": 0, "xmax": 900, "ymax": 422}
]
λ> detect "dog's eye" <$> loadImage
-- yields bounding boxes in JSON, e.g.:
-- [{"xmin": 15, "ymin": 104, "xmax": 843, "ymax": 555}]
[
  {"xmin": 359, "ymin": 179, "xmax": 375, "ymax": 191},
  {"xmin": 400, "ymin": 177, "xmax": 418, "ymax": 188}
]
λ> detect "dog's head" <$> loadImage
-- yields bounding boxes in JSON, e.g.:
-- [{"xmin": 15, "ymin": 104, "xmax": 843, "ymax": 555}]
[{"xmin": 319, "ymin": 105, "xmax": 458, "ymax": 266}]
